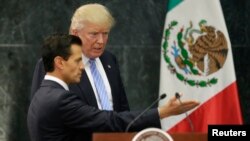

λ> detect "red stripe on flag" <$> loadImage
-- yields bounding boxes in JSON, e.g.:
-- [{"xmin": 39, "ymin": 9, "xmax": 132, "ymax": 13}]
[{"xmin": 168, "ymin": 82, "xmax": 243, "ymax": 133}]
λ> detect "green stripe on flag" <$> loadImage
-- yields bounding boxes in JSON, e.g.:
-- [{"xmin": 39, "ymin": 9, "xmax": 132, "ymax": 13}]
[{"xmin": 167, "ymin": 0, "xmax": 183, "ymax": 11}]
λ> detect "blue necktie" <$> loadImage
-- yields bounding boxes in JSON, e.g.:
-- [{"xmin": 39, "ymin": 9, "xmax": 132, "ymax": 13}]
[{"xmin": 89, "ymin": 59, "xmax": 112, "ymax": 110}]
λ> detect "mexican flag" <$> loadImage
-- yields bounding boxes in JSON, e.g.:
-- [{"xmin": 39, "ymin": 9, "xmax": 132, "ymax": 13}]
[{"xmin": 159, "ymin": 0, "xmax": 243, "ymax": 132}]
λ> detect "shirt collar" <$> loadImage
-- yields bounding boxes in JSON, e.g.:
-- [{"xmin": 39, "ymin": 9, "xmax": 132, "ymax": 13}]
[
  {"xmin": 44, "ymin": 75, "xmax": 69, "ymax": 91},
  {"xmin": 82, "ymin": 53, "xmax": 100, "ymax": 66},
  {"xmin": 82, "ymin": 53, "xmax": 89, "ymax": 66}
]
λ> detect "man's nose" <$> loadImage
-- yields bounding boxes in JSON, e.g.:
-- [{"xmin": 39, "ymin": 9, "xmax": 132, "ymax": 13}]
[
  {"xmin": 80, "ymin": 63, "xmax": 84, "ymax": 70},
  {"xmin": 96, "ymin": 34, "xmax": 104, "ymax": 43}
]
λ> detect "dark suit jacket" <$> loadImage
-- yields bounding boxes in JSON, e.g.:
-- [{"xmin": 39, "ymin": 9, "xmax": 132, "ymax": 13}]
[
  {"xmin": 30, "ymin": 51, "xmax": 129, "ymax": 112},
  {"xmin": 27, "ymin": 80, "xmax": 160, "ymax": 141}
]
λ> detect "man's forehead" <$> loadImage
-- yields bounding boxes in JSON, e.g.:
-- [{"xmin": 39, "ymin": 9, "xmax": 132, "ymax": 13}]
[{"xmin": 82, "ymin": 21, "xmax": 110, "ymax": 31}]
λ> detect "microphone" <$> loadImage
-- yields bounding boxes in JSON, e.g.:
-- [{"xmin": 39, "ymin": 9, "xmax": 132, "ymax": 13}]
[
  {"xmin": 175, "ymin": 92, "xmax": 194, "ymax": 132},
  {"xmin": 125, "ymin": 93, "xmax": 167, "ymax": 132}
]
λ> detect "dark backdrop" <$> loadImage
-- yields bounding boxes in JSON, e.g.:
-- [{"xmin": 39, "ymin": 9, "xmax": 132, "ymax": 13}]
[{"xmin": 0, "ymin": 0, "xmax": 249, "ymax": 141}]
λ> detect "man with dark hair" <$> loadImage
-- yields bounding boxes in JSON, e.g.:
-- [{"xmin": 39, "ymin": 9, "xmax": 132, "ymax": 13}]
[
  {"xmin": 27, "ymin": 34, "xmax": 199, "ymax": 141},
  {"xmin": 42, "ymin": 34, "xmax": 83, "ymax": 73}
]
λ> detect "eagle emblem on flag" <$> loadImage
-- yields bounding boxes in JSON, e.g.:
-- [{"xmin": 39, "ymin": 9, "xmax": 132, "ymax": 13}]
[{"xmin": 162, "ymin": 20, "xmax": 228, "ymax": 87}]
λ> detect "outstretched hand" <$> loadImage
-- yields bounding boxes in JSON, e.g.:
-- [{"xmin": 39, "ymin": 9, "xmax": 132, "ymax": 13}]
[{"xmin": 158, "ymin": 95, "xmax": 199, "ymax": 119}]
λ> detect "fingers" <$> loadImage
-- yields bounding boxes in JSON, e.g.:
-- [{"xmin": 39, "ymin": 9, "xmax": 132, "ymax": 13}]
[
  {"xmin": 181, "ymin": 100, "xmax": 199, "ymax": 105},
  {"xmin": 160, "ymin": 95, "xmax": 200, "ymax": 118},
  {"xmin": 178, "ymin": 101, "xmax": 200, "ymax": 113}
]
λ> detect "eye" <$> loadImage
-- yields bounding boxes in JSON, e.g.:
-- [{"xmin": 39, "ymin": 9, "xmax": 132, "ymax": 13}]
[
  {"xmin": 90, "ymin": 32, "xmax": 98, "ymax": 36},
  {"xmin": 75, "ymin": 58, "xmax": 82, "ymax": 64}
]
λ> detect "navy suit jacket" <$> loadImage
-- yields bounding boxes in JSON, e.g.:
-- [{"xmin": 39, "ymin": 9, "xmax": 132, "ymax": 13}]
[
  {"xmin": 27, "ymin": 80, "xmax": 161, "ymax": 141},
  {"xmin": 30, "ymin": 51, "xmax": 129, "ymax": 112}
]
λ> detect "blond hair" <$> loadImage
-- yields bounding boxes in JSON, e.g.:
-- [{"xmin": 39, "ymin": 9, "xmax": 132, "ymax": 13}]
[{"xmin": 70, "ymin": 3, "xmax": 115, "ymax": 33}]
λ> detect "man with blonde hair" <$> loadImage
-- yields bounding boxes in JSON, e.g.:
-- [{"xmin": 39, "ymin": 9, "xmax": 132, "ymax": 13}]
[{"xmin": 31, "ymin": 3, "xmax": 129, "ymax": 113}]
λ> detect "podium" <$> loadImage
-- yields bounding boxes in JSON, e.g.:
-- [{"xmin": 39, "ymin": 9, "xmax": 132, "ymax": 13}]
[{"xmin": 93, "ymin": 132, "xmax": 207, "ymax": 141}]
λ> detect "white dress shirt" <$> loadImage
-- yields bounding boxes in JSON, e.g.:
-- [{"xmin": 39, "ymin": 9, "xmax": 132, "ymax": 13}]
[{"xmin": 82, "ymin": 54, "xmax": 113, "ymax": 110}]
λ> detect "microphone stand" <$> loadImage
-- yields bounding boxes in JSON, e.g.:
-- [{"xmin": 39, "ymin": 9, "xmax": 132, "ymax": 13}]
[
  {"xmin": 175, "ymin": 92, "xmax": 194, "ymax": 132},
  {"xmin": 125, "ymin": 94, "xmax": 166, "ymax": 132}
]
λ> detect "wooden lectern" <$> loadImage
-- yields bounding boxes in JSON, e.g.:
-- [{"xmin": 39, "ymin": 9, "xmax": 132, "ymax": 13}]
[{"xmin": 93, "ymin": 132, "xmax": 207, "ymax": 141}]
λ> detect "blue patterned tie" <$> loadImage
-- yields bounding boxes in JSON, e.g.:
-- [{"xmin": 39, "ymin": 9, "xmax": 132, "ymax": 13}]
[{"xmin": 89, "ymin": 59, "xmax": 112, "ymax": 110}]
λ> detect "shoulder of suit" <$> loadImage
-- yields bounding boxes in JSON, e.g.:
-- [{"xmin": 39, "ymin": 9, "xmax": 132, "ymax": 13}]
[
  {"xmin": 58, "ymin": 90, "xmax": 81, "ymax": 105},
  {"xmin": 101, "ymin": 50, "xmax": 116, "ymax": 60}
]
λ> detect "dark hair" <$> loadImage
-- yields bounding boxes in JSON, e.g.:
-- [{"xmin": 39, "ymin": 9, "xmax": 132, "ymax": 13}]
[{"xmin": 42, "ymin": 33, "xmax": 82, "ymax": 72}]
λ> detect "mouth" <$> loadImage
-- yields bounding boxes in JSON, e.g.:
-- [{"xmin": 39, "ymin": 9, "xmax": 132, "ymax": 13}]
[
  {"xmin": 93, "ymin": 46, "xmax": 103, "ymax": 50},
  {"xmin": 93, "ymin": 48, "xmax": 102, "ymax": 51}
]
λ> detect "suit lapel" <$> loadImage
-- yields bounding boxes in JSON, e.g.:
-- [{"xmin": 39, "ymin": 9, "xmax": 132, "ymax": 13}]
[
  {"xmin": 99, "ymin": 53, "xmax": 119, "ymax": 110},
  {"xmin": 77, "ymin": 71, "xmax": 98, "ymax": 108},
  {"xmin": 100, "ymin": 54, "xmax": 113, "ymax": 92}
]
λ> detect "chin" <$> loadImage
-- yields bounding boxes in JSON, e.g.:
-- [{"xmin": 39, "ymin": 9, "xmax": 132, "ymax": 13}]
[
  {"xmin": 91, "ymin": 54, "xmax": 101, "ymax": 59},
  {"xmin": 71, "ymin": 79, "xmax": 80, "ymax": 84},
  {"xmin": 93, "ymin": 52, "xmax": 104, "ymax": 58},
  {"xmin": 75, "ymin": 79, "xmax": 81, "ymax": 83}
]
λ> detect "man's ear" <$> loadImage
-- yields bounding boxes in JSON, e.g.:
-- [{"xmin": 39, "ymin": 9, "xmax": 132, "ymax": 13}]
[
  {"xmin": 54, "ymin": 56, "xmax": 64, "ymax": 70},
  {"xmin": 71, "ymin": 29, "xmax": 78, "ymax": 36}
]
